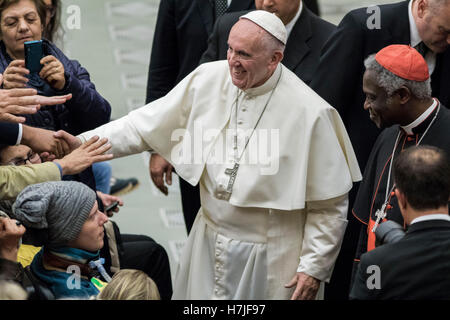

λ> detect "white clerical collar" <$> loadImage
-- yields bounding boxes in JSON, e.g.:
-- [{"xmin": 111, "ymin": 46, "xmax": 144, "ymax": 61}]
[
  {"xmin": 411, "ymin": 214, "xmax": 450, "ymax": 225},
  {"xmin": 285, "ymin": 1, "xmax": 303, "ymax": 38},
  {"xmin": 400, "ymin": 98, "xmax": 437, "ymax": 135},
  {"xmin": 408, "ymin": 0, "xmax": 421, "ymax": 48},
  {"xmin": 243, "ymin": 63, "xmax": 282, "ymax": 97},
  {"xmin": 409, "ymin": 0, "xmax": 436, "ymax": 74}
]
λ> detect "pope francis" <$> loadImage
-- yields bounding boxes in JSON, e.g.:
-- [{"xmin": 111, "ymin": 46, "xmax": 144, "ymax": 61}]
[{"xmin": 68, "ymin": 11, "xmax": 361, "ymax": 300}]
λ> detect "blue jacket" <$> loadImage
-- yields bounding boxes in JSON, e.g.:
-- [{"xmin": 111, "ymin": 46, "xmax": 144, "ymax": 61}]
[{"xmin": 0, "ymin": 39, "xmax": 111, "ymax": 135}]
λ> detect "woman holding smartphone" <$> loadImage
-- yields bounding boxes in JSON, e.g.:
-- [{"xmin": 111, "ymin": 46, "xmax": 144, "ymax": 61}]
[{"xmin": 0, "ymin": 0, "xmax": 111, "ymax": 136}]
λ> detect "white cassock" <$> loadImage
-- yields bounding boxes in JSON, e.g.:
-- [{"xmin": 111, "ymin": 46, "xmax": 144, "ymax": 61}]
[{"xmin": 79, "ymin": 61, "xmax": 362, "ymax": 299}]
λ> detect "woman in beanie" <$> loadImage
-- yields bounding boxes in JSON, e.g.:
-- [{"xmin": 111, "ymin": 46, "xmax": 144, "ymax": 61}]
[{"xmin": 12, "ymin": 181, "xmax": 109, "ymax": 299}]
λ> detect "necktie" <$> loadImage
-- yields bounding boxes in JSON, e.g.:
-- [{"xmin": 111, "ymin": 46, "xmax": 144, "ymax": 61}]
[
  {"xmin": 215, "ymin": 0, "xmax": 228, "ymax": 20},
  {"xmin": 415, "ymin": 41, "xmax": 429, "ymax": 58}
]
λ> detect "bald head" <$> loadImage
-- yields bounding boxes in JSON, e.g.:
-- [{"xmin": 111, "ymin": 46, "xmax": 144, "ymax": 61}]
[
  {"xmin": 227, "ymin": 19, "xmax": 284, "ymax": 90},
  {"xmin": 394, "ymin": 146, "xmax": 450, "ymax": 212},
  {"xmin": 413, "ymin": 0, "xmax": 450, "ymax": 53}
]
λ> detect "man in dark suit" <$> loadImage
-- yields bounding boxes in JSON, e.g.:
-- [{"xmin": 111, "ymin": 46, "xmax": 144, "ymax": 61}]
[
  {"xmin": 350, "ymin": 145, "xmax": 450, "ymax": 300},
  {"xmin": 309, "ymin": 0, "xmax": 450, "ymax": 299},
  {"xmin": 303, "ymin": 0, "xmax": 319, "ymax": 16},
  {"xmin": 200, "ymin": 0, "xmax": 335, "ymax": 86},
  {"xmin": 146, "ymin": 0, "xmax": 255, "ymax": 234}
]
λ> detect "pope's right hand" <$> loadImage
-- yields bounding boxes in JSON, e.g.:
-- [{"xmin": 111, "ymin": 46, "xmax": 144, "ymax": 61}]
[{"xmin": 149, "ymin": 153, "xmax": 173, "ymax": 196}]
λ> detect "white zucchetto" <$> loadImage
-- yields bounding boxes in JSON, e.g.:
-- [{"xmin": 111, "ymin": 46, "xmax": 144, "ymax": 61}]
[{"xmin": 240, "ymin": 10, "xmax": 287, "ymax": 45}]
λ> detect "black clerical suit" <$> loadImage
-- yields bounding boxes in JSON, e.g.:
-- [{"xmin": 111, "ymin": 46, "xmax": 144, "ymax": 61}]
[
  {"xmin": 353, "ymin": 103, "xmax": 450, "ymax": 282},
  {"xmin": 0, "ymin": 122, "xmax": 19, "ymax": 145},
  {"xmin": 310, "ymin": 0, "xmax": 450, "ymax": 299},
  {"xmin": 303, "ymin": 0, "xmax": 320, "ymax": 16},
  {"xmin": 145, "ymin": 0, "xmax": 254, "ymax": 234},
  {"xmin": 350, "ymin": 219, "xmax": 450, "ymax": 300},
  {"xmin": 200, "ymin": 6, "xmax": 335, "ymax": 86}
]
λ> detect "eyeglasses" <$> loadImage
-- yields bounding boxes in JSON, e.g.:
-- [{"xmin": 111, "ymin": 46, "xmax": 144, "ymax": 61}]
[
  {"xmin": 8, "ymin": 152, "xmax": 40, "ymax": 166},
  {"xmin": 45, "ymin": 5, "xmax": 56, "ymax": 19}
]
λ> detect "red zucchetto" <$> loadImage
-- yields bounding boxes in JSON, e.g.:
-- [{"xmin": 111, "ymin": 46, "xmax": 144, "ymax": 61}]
[{"xmin": 375, "ymin": 44, "xmax": 429, "ymax": 81}]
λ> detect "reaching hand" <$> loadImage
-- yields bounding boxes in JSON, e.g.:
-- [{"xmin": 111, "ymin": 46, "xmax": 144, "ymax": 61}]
[
  {"xmin": 53, "ymin": 130, "xmax": 83, "ymax": 152},
  {"xmin": 0, "ymin": 217, "xmax": 26, "ymax": 262},
  {"xmin": 40, "ymin": 55, "xmax": 66, "ymax": 90},
  {"xmin": 149, "ymin": 153, "xmax": 173, "ymax": 195},
  {"xmin": 35, "ymin": 93, "xmax": 72, "ymax": 106},
  {"xmin": 21, "ymin": 126, "xmax": 71, "ymax": 158},
  {"xmin": 54, "ymin": 135, "xmax": 113, "ymax": 176},
  {"xmin": 0, "ymin": 72, "xmax": 72, "ymax": 123},
  {"xmin": 285, "ymin": 272, "xmax": 320, "ymax": 300}
]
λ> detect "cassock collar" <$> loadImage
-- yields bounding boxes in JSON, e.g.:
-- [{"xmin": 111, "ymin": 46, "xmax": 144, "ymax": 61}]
[
  {"xmin": 400, "ymin": 98, "xmax": 438, "ymax": 135},
  {"xmin": 242, "ymin": 64, "xmax": 282, "ymax": 98}
]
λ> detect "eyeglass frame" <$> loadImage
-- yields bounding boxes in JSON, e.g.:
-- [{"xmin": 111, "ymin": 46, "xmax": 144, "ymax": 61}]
[{"xmin": 7, "ymin": 151, "xmax": 40, "ymax": 166}]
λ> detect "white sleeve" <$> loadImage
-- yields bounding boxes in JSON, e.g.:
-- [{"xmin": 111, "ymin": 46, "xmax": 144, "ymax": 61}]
[
  {"xmin": 16, "ymin": 123, "xmax": 23, "ymax": 145},
  {"xmin": 77, "ymin": 114, "xmax": 152, "ymax": 158},
  {"xmin": 297, "ymin": 194, "xmax": 349, "ymax": 282}
]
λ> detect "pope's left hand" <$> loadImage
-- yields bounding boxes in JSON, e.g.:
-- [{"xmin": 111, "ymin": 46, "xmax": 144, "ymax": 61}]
[
  {"xmin": 39, "ymin": 55, "xmax": 65, "ymax": 90},
  {"xmin": 285, "ymin": 272, "xmax": 320, "ymax": 300}
]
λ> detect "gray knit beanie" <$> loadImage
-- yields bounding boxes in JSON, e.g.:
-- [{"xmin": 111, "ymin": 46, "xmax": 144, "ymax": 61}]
[{"xmin": 12, "ymin": 181, "xmax": 97, "ymax": 247}]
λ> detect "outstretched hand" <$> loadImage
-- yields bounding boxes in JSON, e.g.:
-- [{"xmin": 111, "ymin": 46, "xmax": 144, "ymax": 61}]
[
  {"xmin": 54, "ymin": 135, "xmax": 113, "ymax": 176},
  {"xmin": 54, "ymin": 130, "xmax": 82, "ymax": 152}
]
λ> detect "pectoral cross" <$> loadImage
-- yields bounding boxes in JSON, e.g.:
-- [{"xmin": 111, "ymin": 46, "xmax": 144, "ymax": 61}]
[
  {"xmin": 371, "ymin": 203, "xmax": 387, "ymax": 233},
  {"xmin": 224, "ymin": 163, "xmax": 240, "ymax": 197}
]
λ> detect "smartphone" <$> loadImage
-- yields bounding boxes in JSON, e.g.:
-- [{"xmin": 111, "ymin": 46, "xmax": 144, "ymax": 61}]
[
  {"xmin": 105, "ymin": 201, "xmax": 119, "ymax": 213},
  {"xmin": 24, "ymin": 40, "xmax": 43, "ymax": 73}
]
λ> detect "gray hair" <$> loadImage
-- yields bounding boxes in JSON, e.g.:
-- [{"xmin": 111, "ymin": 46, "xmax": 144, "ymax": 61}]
[
  {"xmin": 364, "ymin": 54, "xmax": 431, "ymax": 100},
  {"xmin": 259, "ymin": 28, "xmax": 285, "ymax": 54}
]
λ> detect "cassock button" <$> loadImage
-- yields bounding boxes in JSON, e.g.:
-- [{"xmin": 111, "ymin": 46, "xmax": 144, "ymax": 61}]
[
  {"xmin": 237, "ymin": 120, "xmax": 243, "ymax": 125},
  {"xmin": 241, "ymin": 108, "xmax": 247, "ymax": 112}
]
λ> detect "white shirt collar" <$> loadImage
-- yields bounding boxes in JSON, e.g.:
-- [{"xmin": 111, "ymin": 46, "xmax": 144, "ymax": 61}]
[
  {"xmin": 411, "ymin": 214, "xmax": 450, "ymax": 224},
  {"xmin": 408, "ymin": 0, "xmax": 422, "ymax": 48},
  {"xmin": 409, "ymin": 0, "xmax": 437, "ymax": 74},
  {"xmin": 400, "ymin": 99, "xmax": 437, "ymax": 135},
  {"xmin": 285, "ymin": 1, "xmax": 303, "ymax": 38}
]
